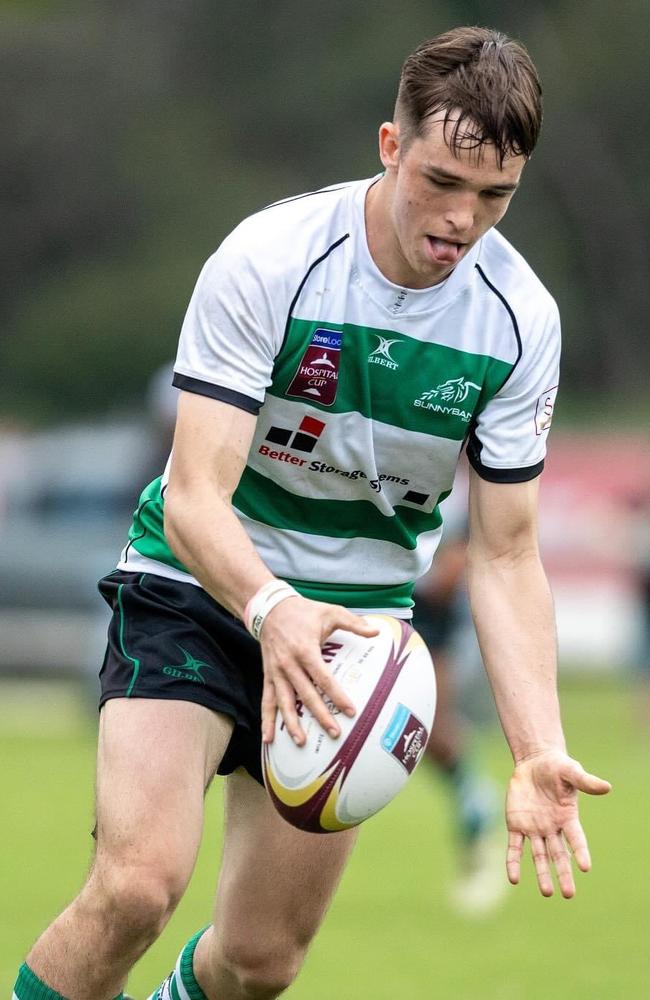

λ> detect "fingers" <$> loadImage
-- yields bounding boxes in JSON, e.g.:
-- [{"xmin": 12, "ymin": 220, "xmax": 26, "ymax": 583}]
[
  {"xmin": 506, "ymin": 830, "xmax": 524, "ymax": 885},
  {"xmin": 272, "ymin": 673, "xmax": 307, "ymax": 746},
  {"xmin": 261, "ymin": 677, "xmax": 277, "ymax": 745},
  {"xmin": 334, "ymin": 609, "xmax": 380, "ymax": 637},
  {"xmin": 563, "ymin": 817, "xmax": 592, "ymax": 873},
  {"xmin": 547, "ymin": 832, "xmax": 575, "ymax": 898},
  {"xmin": 531, "ymin": 833, "xmax": 577, "ymax": 899},
  {"xmin": 530, "ymin": 834, "xmax": 554, "ymax": 897},
  {"xmin": 510, "ymin": 825, "xmax": 589, "ymax": 898},
  {"xmin": 267, "ymin": 654, "xmax": 355, "ymax": 745},
  {"xmin": 566, "ymin": 764, "xmax": 612, "ymax": 797},
  {"xmin": 288, "ymin": 664, "xmax": 347, "ymax": 740},
  {"xmin": 308, "ymin": 657, "xmax": 356, "ymax": 719}
]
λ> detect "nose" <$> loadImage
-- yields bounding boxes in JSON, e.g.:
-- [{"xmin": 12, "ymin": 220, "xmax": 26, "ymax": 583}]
[{"xmin": 443, "ymin": 193, "xmax": 477, "ymax": 236}]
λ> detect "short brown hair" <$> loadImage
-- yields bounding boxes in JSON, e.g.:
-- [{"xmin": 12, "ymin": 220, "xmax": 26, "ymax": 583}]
[{"xmin": 395, "ymin": 26, "xmax": 542, "ymax": 164}]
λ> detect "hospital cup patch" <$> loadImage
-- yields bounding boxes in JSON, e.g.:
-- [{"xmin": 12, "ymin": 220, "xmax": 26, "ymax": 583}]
[{"xmin": 286, "ymin": 329, "xmax": 342, "ymax": 406}]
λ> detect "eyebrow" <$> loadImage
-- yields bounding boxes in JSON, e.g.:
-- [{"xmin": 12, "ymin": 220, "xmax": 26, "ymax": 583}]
[{"xmin": 424, "ymin": 165, "xmax": 520, "ymax": 193}]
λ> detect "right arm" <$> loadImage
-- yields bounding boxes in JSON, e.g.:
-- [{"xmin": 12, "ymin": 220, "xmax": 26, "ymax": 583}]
[{"xmin": 164, "ymin": 390, "xmax": 378, "ymax": 744}]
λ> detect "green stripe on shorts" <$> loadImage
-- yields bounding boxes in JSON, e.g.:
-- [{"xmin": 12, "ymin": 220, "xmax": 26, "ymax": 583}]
[{"xmin": 117, "ymin": 583, "xmax": 141, "ymax": 697}]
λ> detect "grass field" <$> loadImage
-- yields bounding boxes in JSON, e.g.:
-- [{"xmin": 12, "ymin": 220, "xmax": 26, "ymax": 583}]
[{"xmin": 2, "ymin": 675, "xmax": 648, "ymax": 999}]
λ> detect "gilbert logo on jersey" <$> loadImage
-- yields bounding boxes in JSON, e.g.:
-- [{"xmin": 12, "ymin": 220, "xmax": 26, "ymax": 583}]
[{"xmin": 286, "ymin": 328, "xmax": 342, "ymax": 406}]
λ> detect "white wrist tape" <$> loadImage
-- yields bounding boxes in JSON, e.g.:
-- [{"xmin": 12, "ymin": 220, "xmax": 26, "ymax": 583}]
[{"xmin": 244, "ymin": 580, "xmax": 299, "ymax": 640}]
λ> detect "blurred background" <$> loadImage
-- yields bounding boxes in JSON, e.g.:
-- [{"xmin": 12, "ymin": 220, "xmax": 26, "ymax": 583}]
[{"xmin": 2, "ymin": 1, "xmax": 649, "ymax": 997}]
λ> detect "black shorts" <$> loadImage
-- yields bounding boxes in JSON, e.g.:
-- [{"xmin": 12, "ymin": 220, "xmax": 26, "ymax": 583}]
[
  {"xmin": 413, "ymin": 596, "xmax": 460, "ymax": 651},
  {"xmin": 98, "ymin": 570, "xmax": 264, "ymax": 784}
]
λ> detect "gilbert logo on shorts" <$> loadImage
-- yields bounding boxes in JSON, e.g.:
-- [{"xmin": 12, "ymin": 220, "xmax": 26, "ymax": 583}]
[
  {"xmin": 162, "ymin": 645, "xmax": 214, "ymax": 684},
  {"xmin": 286, "ymin": 328, "xmax": 342, "ymax": 406}
]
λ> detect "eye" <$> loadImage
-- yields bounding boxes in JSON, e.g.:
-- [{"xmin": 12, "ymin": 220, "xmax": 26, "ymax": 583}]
[{"xmin": 483, "ymin": 189, "xmax": 511, "ymax": 200}]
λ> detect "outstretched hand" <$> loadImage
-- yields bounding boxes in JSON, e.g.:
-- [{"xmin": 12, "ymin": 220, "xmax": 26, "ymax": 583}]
[{"xmin": 506, "ymin": 750, "xmax": 611, "ymax": 898}]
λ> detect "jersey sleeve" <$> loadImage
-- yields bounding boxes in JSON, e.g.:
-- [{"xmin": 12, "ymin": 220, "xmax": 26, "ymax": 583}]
[
  {"xmin": 172, "ymin": 225, "xmax": 284, "ymax": 414},
  {"xmin": 466, "ymin": 302, "xmax": 560, "ymax": 483}
]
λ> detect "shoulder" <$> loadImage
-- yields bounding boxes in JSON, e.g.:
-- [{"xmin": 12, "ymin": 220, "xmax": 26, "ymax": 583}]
[
  {"xmin": 474, "ymin": 230, "xmax": 560, "ymax": 344},
  {"xmin": 203, "ymin": 180, "xmax": 356, "ymax": 290}
]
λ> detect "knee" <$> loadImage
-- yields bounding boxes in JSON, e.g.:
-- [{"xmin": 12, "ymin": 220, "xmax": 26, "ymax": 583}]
[
  {"xmin": 219, "ymin": 937, "xmax": 304, "ymax": 999},
  {"xmin": 89, "ymin": 861, "xmax": 187, "ymax": 944}
]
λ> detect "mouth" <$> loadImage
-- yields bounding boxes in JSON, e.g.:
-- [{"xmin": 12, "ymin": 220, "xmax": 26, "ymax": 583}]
[{"xmin": 426, "ymin": 235, "xmax": 465, "ymax": 266}]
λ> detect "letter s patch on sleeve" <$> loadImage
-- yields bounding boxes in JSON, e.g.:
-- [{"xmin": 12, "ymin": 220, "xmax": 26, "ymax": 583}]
[{"xmin": 534, "ymin": 385, "xmax": 558, "ymax": 436}]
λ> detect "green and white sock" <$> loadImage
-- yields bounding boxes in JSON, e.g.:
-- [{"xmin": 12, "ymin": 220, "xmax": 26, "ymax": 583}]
[
  {"xmin": 12, "ymin": 962, "xmax": 124, "ymax": 1000},
  {"xmin": 147, "ymin": 927, "xmax": 210, "ymax": 1000}
]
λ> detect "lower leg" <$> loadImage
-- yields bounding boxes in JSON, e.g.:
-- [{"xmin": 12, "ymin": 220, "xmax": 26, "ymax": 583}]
[
  {"xmin": 424, "ymin": 652, "xmax": 497, "ymax": 843},
  {"xmin": 20, "ymin": 700, "xmax": 230, "ymax": 1000},
  {"xmin": 193, "ymin": 926, "xmax": 303, "ymax": 1000},
  {"xmin": 190, "ymin": 772, "xmax": 357, "ymax": 1000},
  {"xmin": 25, "ymin": 866, "xmax": 175, "ymax": 1000}
]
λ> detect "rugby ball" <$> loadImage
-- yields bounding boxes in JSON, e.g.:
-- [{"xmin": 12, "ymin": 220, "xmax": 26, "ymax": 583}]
[{"xmin": 262, "ymin": 614, "xmax": 436, "ymax": 833}]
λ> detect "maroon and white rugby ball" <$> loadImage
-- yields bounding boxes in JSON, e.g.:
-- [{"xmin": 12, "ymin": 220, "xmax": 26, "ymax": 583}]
[{"xmin": 262, "ymin": 614, "xmax": 436, "ymax": 833}]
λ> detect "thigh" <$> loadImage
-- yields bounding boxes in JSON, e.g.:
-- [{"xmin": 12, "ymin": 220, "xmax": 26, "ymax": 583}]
[
  {"xmin": 212, "ymin": 768, "xmax": 357, "ymax": 949},
  {"xmin": 98, "ymin": 570, "xmax": 265, "ymax": 784},
  {"xmin": 94, "ymin": 698, "xmax": 233, "ymax": 881}
]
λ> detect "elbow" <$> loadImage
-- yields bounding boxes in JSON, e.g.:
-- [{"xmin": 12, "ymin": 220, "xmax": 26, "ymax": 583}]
[{"xmin": 466, "ymin": 537, "xmax": 541, "ymax": 575}]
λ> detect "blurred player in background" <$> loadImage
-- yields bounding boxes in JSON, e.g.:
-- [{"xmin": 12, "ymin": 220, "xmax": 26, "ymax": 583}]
[
  {"xmin": 416, "ymin": 474, "xmax": 505, "ymax": 915},
  {"xmin": 14, "ymin": 27, "xmax": 610, "ymax": 1000}
]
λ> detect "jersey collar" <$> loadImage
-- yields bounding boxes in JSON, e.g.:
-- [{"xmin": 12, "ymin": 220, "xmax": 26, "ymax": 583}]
[{"xmin": 349, "ymin": 175, "xmax": 482, "ymax": 318}]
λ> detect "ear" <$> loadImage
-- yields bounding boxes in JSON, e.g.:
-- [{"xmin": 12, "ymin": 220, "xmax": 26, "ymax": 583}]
[{"xmin": 378, "ymin": 121, "xmax": 401, "ymax": 172}]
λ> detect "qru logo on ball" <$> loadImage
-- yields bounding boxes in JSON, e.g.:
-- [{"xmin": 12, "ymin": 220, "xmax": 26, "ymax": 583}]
[
  {"xmin": 367, "ymin": 334, "xmax": 403, "ymax": 371},
  {"xmin": 381, "ymin": 702, "xmax": 428, "ymax": 774},
  {"xmin": 413, "ymin": 376, "xmax": 482, "ymax": 420}
]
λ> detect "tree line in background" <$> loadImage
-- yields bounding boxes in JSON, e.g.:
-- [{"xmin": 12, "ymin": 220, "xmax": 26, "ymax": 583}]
[{"xmin": 2, "ymin": 0, "xmax": 648, "ymax": 424}]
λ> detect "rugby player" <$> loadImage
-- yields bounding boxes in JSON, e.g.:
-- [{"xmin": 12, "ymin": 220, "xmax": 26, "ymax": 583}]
[{"xmin": 14, "ymin": 26, "xmax": 610, "ymax": 1000}]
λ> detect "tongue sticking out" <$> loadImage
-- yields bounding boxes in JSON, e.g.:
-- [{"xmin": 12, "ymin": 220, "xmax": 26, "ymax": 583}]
[{"xmin": 428, "ymin": 237, "xmax": 461, "ymax": 264}]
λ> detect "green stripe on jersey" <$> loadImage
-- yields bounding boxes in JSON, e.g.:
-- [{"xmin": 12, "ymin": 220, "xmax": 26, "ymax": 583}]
[
  {"xmin": 233, "ymin": 465, "xmax": 449, "ymax": 549},
  {"xmin": 284, "ymin": 577, "xmax": 414, "ymax": 608},
  {"xmin": 269, "ymin": 318, "xmax": 513, "ymax": 440},
  {"xmin": 126, "ymin": 478, "xmax": 186, "ymax": 571}
]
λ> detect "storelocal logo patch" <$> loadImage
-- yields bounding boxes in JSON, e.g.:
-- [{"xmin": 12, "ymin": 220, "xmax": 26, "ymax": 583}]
[{"xmin": 258, "ymin": 418, "xmax": 431, "ymax": 506}]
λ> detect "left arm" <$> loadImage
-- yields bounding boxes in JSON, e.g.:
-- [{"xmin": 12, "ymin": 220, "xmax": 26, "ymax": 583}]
[{"xmin": 466, "ymin": 469, "xmax": 610, "ymax": 898}]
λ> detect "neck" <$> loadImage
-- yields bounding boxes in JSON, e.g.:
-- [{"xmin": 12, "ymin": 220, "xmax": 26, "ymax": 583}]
[{"xmin": 364, "ymin": 175, "xmax": 448, "ymax": 289}]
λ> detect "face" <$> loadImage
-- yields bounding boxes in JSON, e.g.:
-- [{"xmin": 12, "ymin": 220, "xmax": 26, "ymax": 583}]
[{"xmin": 374, "ymin": 112, "xmax": 526, "ymax": 287}]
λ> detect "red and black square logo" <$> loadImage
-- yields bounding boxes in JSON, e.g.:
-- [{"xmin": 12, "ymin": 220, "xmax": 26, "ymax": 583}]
[{"xmin": 264, "ymin": 415, "xmax": 326, "ymax": 453}]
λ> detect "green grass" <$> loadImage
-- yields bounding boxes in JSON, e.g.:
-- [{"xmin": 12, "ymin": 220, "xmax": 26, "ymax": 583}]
[{"xmin": 2, "ymin": 675, "xmax": 648, "ymax": 999}]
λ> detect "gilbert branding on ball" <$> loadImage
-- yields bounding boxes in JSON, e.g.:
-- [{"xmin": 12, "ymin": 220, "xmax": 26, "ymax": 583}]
[{"xmin": 262, "ymin": 615, "xmax": 436, "ymax": 833}]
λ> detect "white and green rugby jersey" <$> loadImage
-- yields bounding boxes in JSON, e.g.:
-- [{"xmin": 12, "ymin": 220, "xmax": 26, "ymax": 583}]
[{"xmin": 119, "ymin": 177, "xmax": 560, "ymax": 616}]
